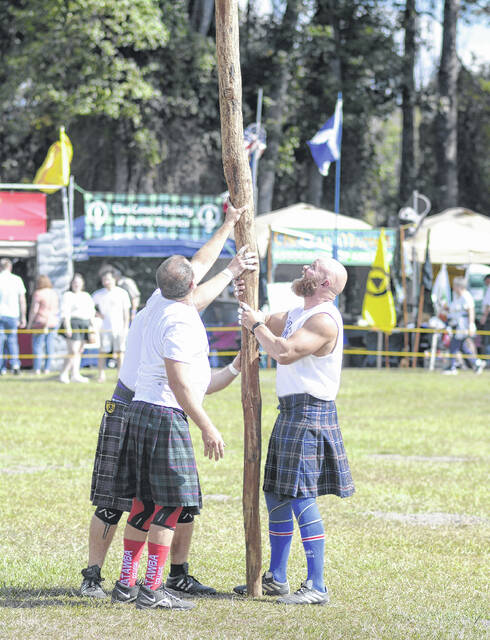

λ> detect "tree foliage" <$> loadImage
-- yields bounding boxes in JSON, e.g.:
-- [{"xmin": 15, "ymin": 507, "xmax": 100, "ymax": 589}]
[{"xmin": 0, "ymin": 0, "xmax": 487, "ymax": 220}]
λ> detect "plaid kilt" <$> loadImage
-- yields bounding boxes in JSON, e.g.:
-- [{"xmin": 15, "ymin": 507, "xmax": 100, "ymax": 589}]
[
  {"xmin": 263, "ymin": 393, "xmax": 355, "ymax": 499},
  {"xmin": 111, "ymin": 400, "xmax": 202, "ymax": 509},
  {"xmin": 90, "ymin": 400, "xmax": 133, "ymax": 512}
]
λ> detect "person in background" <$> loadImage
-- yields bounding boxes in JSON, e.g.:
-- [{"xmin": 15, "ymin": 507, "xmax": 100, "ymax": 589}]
[
  {"xmin": 0, "ymin": 258, "xmax": 27, "ymax": 376},
  {"xmin": 97, "ymin": 264, "xmax": 141, "ymax": 323},
  {"xmin": 480, "ymin": 273, "xmax": 490, "ymax": 363},
  {"xmin": 443, "ymin": 276, "xmax": 484, "ymax": 375},
  {"xmin": 92, "ymin": 270, "xmax": 131, "ymax": 383},
  {"xmin": 60, "ymin": 273, "xmax": 96, "ymax": 384},
  {"xmin": 27, "ymin": 275, "xmax": 59, "ymax": 374}
]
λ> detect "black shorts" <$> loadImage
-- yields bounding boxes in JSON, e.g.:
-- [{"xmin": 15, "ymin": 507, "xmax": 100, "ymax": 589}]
[{"xmin": 64, "ymin": 317, "xmax": 90, "ymax": 341}]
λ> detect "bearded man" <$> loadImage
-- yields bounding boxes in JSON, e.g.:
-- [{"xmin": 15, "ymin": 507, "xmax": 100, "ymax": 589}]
[{"xmin": 234, "ymin": 257, "xmax": 354, "ymax": 605}]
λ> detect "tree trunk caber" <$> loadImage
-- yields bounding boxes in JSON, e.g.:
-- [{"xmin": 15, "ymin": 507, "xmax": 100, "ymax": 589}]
[{"xmin": 215, "ymin": 0, "xmax": 263, "ymax": 597}]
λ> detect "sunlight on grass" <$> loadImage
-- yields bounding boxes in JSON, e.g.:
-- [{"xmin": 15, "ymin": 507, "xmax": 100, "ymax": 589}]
[{"xmin": 0, "ymin": 369, "xmax": 488, "ymax": 639}]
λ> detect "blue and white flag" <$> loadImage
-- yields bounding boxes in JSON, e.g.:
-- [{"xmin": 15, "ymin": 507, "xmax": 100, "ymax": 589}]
[{"xmin": 307, "ymin": 96, "xmax": 343, "ymax": 176}]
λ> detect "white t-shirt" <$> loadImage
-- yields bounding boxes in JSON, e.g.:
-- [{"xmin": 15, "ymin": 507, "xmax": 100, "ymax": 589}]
[
  {"xmin": 61, "ymin": 290, "xmax": 95, "ymax": 321},
  {"xmin": 92, "ymin": 286, "xmax": 131, "ymax": 334},
  {"xmin": 134, "ymin": 294, "xmax": 211, "ymax": 409},
  {"xmin": 276, "ymin": 301, "xmax": 344, "ymax": 402},
  {"xmin": 449, "ymin": 290, "xmax": 474, "ymax": 337},
  {"xmin": 118, "ymin": 289, "xmax": 160, "ymax": 390},
  {"xmin": 0, "ymin": 271, "xmax": 26, "ymax": 318}
]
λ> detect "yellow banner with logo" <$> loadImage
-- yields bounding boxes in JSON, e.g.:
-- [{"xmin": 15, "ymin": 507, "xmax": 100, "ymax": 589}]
[
  {"xmin": 362, "ymin": 228, "xmax": 396, "ymax": 332},
  {"xmin": 33, "ymin": 127, "xmax": 73, "ymax": 193}
]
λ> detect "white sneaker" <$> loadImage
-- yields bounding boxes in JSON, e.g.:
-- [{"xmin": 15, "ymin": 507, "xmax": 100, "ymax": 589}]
[
  {"xmin": 59, "ymin": 373, "xmax": 70, "ymax": 384},
  {"xmin": 442, "ymin": 368, "xmax": 458, "ymax": 375},
  {"xmin": 73, "ymin": 374, "xmax": 89, "ymax": 383},
  {"xmin": 474, "ymin": 360, "xmax": 484, "ymax": 375}
]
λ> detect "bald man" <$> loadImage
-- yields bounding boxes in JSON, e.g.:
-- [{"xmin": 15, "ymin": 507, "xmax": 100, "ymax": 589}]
[{"xmin": 235, "ymin": 257, "xmax": 354, "ymax": 605}]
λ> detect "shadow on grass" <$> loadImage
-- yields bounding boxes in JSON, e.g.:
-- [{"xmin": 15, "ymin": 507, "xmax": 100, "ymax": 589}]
[{"xmin": 0, "ymin": 587, "xmax": 104, "ymax": 608}]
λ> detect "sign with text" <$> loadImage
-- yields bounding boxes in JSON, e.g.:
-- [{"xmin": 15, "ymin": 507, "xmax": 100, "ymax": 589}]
[
  {"xmin": 270, "ymin": 228, "xmax": 396, "ymax": 266},
  {"xmin": 0, "ymin": 192, "xmax": 47, "ymax": 241},
  {"xmin": 83, "ymin": 192, "xmax": 224, "ymax": 242}
]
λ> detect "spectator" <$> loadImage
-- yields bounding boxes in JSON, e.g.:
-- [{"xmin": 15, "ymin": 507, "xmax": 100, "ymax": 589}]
[
  {"xmin": 0, "ymin": 258, "xmax": 26, "ymax": 375},
  {"xmin": 92, "ymin": 269, "xmax": 131, "ymax": 383},
  {"xmin": 97, "ymin": 264, "xmax": 141, "ymax": 322},
  {"xmin": 443, "ymin": 276, "xmax": 484, "ymax": 375},
  {"xmin": 27, "ymin": 275, "xmax": 59, "ymax": 374},
  {"xmin": 60, "ymin": 273, "xmax": 96, "ymax": 384},
  {"xmin": 480, "ymin": 274, "xmax": 490, "ymax": 362}
]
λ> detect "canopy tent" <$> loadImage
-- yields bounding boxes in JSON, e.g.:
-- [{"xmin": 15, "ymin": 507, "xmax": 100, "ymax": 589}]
[
  {"xmin": 241, "ymin": 202, "xmax": 372, "ymax": 258},
  {"xmin": 404, "ymin": 208, "xmax": 490, "ymax": 264},
  {"xmin": 72, "ymin": 215, "xmax": 235, "ymax": 260}
]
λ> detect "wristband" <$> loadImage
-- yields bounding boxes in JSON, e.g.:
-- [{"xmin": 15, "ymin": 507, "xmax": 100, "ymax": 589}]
[
  {"xmin": 228, "ymin": 362, "xmax": 240, "ymax": 376},
  {"xmin": 222, "ymin": 268, "xmax": 234, "ymax": 280},
  {"xmin": 251, "ymin": 321, "xmax": 265, "ymax": 336}
]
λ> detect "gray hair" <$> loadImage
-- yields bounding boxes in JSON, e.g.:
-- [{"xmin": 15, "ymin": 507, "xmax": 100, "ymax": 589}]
[
  {"xmin": 452, "ymin": 276, "xmax": 466, "ymax": 289},
  {"xmin": 0, "ymin": 258, "xmax": 12, "ymax": 271},
  {"xmin": 156, "ymin": 256, "xmax": 194, "ymax": 300}
]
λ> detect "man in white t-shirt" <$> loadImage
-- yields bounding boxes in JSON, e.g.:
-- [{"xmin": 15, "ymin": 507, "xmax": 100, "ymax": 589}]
[
  {"xmin": 235, "ymin": 257, "xmax": 354, "ymax": 606},
  {"xmin": 80, "ymin": 201, "xmax": 257, "ymax": 605},
  {"xmin": 0, "ymin": 258, "xmax": 27, "ymax": 375},
  {"xmin": 92, "ymin": 270, "xmax": 131, "ymax": 382},
  {"xmin": 443, "ymin": 277, "xmax": 484, "ymax": 374}
]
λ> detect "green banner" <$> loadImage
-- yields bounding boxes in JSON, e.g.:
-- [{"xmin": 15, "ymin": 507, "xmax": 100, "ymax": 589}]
[
  {"xmin": 83, "ymin": 192, "xmax": 224, "ymax": 241},
  {"xmin": 270, "ymin": 228, "xmax": 396, "ymax": 266}
]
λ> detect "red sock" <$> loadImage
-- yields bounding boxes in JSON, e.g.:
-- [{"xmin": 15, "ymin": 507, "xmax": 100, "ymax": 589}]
[
  {"xmin": 143, "ymin": 542, "xmax": 170, "ymax": 590},
  {"xmin": 119, "ymin": 538, "xmax": 146, "ymax": 587}
]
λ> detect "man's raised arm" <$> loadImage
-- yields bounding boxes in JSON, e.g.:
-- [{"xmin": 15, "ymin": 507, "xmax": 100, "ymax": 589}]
[{"xmin": 191, "ymin": 201, "xmax": 246, "ymax": 284}]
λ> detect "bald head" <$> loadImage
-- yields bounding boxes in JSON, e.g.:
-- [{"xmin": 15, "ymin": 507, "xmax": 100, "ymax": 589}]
[
  {"xmin": 318, "ymin": 257, "xmax": 348, "ymax": 296},
  {"xmin": 156, "ymin": 255, "xmax": 194, "ymax": 300}
]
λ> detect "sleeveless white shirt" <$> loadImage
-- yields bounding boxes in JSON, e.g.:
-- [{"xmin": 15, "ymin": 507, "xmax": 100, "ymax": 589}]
[{"xmin": 276, "ymin": 301, "xmax": 343, "ymax": 401}]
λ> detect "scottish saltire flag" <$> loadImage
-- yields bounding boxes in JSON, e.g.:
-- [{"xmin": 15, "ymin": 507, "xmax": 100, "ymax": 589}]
[{"xmin": 307, "ymin": 96, "xmax": 343, "ymax": 176}]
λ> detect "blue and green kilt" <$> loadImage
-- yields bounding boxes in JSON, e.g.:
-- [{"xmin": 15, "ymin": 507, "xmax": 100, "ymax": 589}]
[
  {"xmin": 263, "ymin": 393, "xmax": 355, "ymax": 499},
  {"xmin": 111, "ymin": 400, "xmax": 202, "ymax": 510},
  {"xmin": 90, "ymin": 400, "xmax": 133, "ymax": 512}
]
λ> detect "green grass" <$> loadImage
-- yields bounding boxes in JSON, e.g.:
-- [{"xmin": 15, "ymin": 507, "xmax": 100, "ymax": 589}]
[{"xmin": 0, "ymin": 368, "xmax": 488, "ymax": 639}]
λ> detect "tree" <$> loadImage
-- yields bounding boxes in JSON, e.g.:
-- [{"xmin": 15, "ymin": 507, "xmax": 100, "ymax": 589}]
[{"xmin": 399, "ymin": 0, "xmax": 417, "ymax": 207}]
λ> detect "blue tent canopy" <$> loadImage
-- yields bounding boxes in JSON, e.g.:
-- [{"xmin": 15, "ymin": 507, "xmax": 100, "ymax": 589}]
[{"xmin": 72, "ymin": 217, "xmax": 235, "ymax": 260}]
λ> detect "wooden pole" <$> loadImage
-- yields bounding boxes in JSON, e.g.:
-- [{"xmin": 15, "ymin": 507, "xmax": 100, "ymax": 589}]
[
  {"xmin": 412, "ymin": 284, "xmax": 425, "ymax": 368},
  {"xmin": 215, "ymin": 0, "xmax": 262, "ymax": 598},
  {"xmin": 400, "ymin": 227, "xmax": 409, "ymax": 351}
]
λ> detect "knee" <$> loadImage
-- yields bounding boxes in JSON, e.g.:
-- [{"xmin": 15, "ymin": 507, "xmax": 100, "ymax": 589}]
[
  {"xmin": 94, "ymin": 506, "xmax": 124, "ymax": 526},
  {"xmin": 127, "ymin": 499, "xmax": 156, "ymax": 532},
  {"xmin": 152, "ymin": 506, "xmax": 183, "ymax": 531}
]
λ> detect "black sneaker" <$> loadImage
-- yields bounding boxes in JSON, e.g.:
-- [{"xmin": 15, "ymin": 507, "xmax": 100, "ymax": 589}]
[
  {"xmin": 12, "ymin": 367, "xmax": 21, "ymax": 376},
  {"xmin": 166, "ymin": 563, "xmax": 216, "ymax": 595},
  {"xmin": 276, "ymin": 580, "xmax": 329, "ymax": 605},
  {"xmin": 233, "ymin": 571, "xmax": 290, "ymax": 596},
  {"xmin": 80, "ymin": 565, "xmax": 107, "ymax": 599},
  {"xmin": 111, "ymin": 580, "xmax": 140, "ymax": 603},
  {"xmin": 135, "ymin": 584, "xmax": 196, "ymax": 610}
]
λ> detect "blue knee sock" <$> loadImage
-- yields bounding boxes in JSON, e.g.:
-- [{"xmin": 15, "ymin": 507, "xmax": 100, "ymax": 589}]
[
  {"xmin": 264, "ymin": 492, "xmax": 293, "ymax": 583},
  {"xmin": 292, "ymin": 497, "xmax": 325, "ymax": 592}
]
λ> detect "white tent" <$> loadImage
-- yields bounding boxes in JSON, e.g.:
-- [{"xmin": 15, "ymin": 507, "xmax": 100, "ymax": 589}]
[
  {"xmin": 404, "ymin": 208, "xmax": 490, "ymax": 264},
  {"xmin": 238, "ymin": 202, "xmax": 372, "ymax": 258}
]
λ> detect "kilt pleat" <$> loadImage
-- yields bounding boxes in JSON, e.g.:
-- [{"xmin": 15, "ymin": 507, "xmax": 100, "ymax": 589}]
[
  {"xmin": 263, "ymin": 393, "xmax": 354, "ymax": 499},
  {"xmin": 90, "ymin": 401, "xmax": 132, "ymax": 512},
  {"xmin": 111, "ymin": 400, "xmax": 202, "ymax": 508}
]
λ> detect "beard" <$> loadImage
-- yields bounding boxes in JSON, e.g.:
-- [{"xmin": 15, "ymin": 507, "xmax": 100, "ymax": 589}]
[{"xmin": 292, "ymin": 274, "xmax": 319, "ymax": 298}]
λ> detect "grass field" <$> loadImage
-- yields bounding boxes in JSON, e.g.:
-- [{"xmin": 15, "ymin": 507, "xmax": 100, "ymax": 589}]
[{"xmin": 0, "ymin": 368, "xmax": 488, "ymax": 639}]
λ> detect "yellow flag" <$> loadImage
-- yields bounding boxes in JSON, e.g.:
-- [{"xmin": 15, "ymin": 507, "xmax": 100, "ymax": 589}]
[
  {"xmin": 33, "ymin": 127, "xmax": 73, "ymax": 193},
  {"xmin": 362, "ymin": 228, "xmax": 396, "ymax": 332}
]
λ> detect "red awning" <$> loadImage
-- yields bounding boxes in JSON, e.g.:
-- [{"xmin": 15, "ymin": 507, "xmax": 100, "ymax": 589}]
[{"xmin": 0, "ymin": 191, "xmax": 47, "ymax": 241}]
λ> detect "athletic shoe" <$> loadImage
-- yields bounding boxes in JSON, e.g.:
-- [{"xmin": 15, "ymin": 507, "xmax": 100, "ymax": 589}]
[
  {"xmin": 165, "ymin": 563, "xmax": 216, "ymax": 595},
  {"xmin": 474, "ymin": 359, "xmax": 484, "ymax": 375},
  {"xmin": 233, "ymin": 571, "xmax": 290, "ymax": 596},
  {"xmin": 59, "ymin": 373, "xmax": 70, "ymax": 384},
  {"xmin": 442, "ymin": 368, "xmax": 458, "ymax": 375},
  {"xmin": 111, "ymin": 580, "xmax": 140, "ymax": 603},
  {"xmin": 72, "ymin": 374, "xmax": 89, "ymax": 383},
  {"xmin": 276, "ymin": 580, "xmax": 329, "ymax": 605},
  {"xmin": 12, "ymin": 367, "xmax": 21, "ymax": 376},
  {"xmin": 135, "ymin": 584, "xmax": 196, "ymax": 610},
  {"xmin": 80, "ymin": 565, "xmax": 107, "ymax": 599}
]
